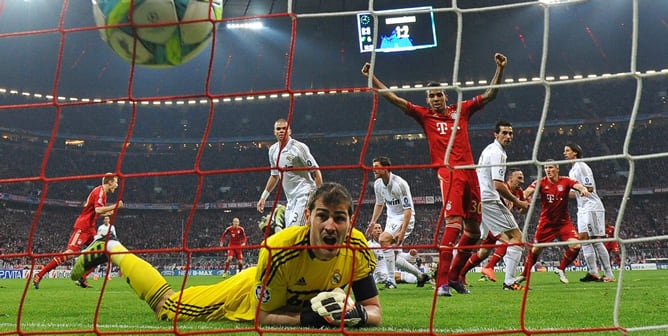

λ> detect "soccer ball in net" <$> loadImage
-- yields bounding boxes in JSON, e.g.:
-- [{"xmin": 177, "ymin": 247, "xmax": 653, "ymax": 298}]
[{"xmin": 92, "ymin": 0, "xmax": 223, "ymax": 68}]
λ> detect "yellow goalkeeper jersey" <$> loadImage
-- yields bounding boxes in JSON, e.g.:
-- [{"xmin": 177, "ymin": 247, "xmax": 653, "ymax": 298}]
[{"xmin": 159, "ymin": 225, "xmax": 375, "ymax": 321}]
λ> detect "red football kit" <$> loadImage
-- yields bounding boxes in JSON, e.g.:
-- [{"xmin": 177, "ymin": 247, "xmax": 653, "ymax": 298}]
[
  {"xmin": 68, "ymin": 185, "xmax": 108, "ymax": 252},
  {"xmin": 530, "ymin": 176, "xmax": 579, "ymax": 243},
  {"xmin": 221, "ymin": 226, "xmax": 247, "ymax": 260}
]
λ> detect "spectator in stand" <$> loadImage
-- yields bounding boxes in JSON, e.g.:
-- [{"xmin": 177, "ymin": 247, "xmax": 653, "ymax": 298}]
[
  {"xmin": 256, "ymin": 118, "xmax": 323, "ymax": 227},
  {"xmin": 521, "ymin": 161, "xmax": 591, "ymax": 284},
  {"xmin": 564, "ymin": 143, "xmax": 615, "ymax": 282},
  {"xmin": 361, "ymin": 53, "xmax": 508, "ymax": 296},
  {"xmin": 220, "ymin": 217, "xmax": 248, "ymax": 275},
  {"xmin": 33, "ymin": 173, "xmax": 123, "ymax": 289}
]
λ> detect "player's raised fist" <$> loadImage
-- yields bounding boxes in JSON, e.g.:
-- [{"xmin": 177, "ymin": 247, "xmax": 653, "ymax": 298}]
[
  {"xmin": 361, "ymin": 62, "xmax": 371, "ymax": 77},
  {"xmin": 495, "ymin": 53, "xmax": 507, "ymax": 67}
]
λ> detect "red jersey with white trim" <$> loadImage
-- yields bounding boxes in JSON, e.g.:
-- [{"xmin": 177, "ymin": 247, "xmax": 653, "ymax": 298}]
[
  {"xmin": 405, "ymin": 95, "xmax": 484, "ymax": 167},
  {"xmin": 502, "ymin": 182, "xmax": 526, "ymax": 209},
  {"xmin": 530, "ymin": 176, "xmax": 578, "ymax": 228},
  {"xmin": 73, "ymin": 185, "xmax": 107, "ymax": 231},
  {"xmin": 221, "ymin": 226, "xmax": 247, "ymax": 246}
]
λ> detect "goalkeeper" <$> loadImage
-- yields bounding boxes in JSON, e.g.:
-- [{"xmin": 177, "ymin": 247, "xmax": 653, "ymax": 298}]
[{"xmin": 71, "ymin": 182, "xmax": 381, "ymax": 327}]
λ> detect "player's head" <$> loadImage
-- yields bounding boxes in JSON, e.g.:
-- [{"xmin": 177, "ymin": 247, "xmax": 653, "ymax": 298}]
[
  {"xmin": 102, "ymin": 173, "xmax": 119, "ymax": 193},
  {"xmin": 425, "ymin": 81, "xmax": 447, "ymax": 112},
  {"xmin": 273, "ymin": 118, "xmax": 292, "ymax": 143},
  {"xmin": 102, "ymin": 216, "xmax": 110, "ymax": 224},
  {"xmin": 543, "ymin": 160, "xmax": 559, "ymax": 180},
  {"xmin": 306, "ymin": 182, "xmax": 354, "ymax": 261},
  {"xmin": 232, "ymin": 217, "xmax": 240, "ymax": 227},
  {"xmin": 372, "ymin": 156, "xmax": 392, "ymax": 180},
  {"xmin": 408, "ymin": 249, "xmax": 418, "ymax": 257},
  {"xmin": 494, "ymin": 120, "xmax": 514, "ymax": 148},
  {"xmin": 371, "ymin": 223, "xmax": 383, "ymax": 239},
  {"xmin": 564, "ymin": 143, "xmax": 583, "ymax": 160},
  {"xmin": 506, "ymin": 168, "xmax": 525, "ymax": 189}
]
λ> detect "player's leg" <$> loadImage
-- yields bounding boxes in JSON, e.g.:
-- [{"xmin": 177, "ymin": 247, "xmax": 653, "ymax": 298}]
[
  {"xmin": 556, "ymin": 225, "xmax": 581, "ymax": 284},
  {"xmin": 379, "ymin": 230, "xmax": 397, "ymax": 288},
  {"xmin": 435, "ymin": 169, "xmax": 463, "ymax": 296},
  {"xmin": 578, "ymin": 211, "xmax": 602, "ymax": 282},
  {"xmin": 34, "ymin": 228, "xmax": 91, "ymax": 289},
  {"xmin": 223, "ymin": 252, "xmax": 233, "ymax": 274},
  {"xmin": 448, "ymin": 172, "xmax": 481, "ymax": 293},
  {"xmin": 591, "ymin": 211, "xmax": 615, "ymax": 281},
  {"xmin": 236, "ymin": 249, "xmax": 244, "ymax": 273}
]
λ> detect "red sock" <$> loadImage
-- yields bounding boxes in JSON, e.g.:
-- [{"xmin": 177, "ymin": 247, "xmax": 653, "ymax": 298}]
[
  {"xmin": 223, "ymin": 261, "xmax": 230, "ymax": 273},
  {"xmin": 436, "ymin": 225, "xmax": 461, "ymax": 287},
  {"xmin": 449, "ymin": 233, "xmax": 479, "ymax": 282},
  {"xmin": 37, "ymin": 256, "xmax": 65, "ymax": 278},
  {"xmin": 559, "ymin": 247, "xmax": 581, "ymax": 270},
  {"xmin": 522, "ymin": 251, "xmax": 538, "ymax": 278},
  {"xmin": 460, "ymin": 253, "xmax": 482, "ymax": 279}
]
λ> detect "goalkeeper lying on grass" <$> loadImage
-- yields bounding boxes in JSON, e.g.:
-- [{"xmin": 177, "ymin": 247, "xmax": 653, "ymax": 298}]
[{"xmin": 71, "ymin": 182, "xmax": 381, "ymax": 328}]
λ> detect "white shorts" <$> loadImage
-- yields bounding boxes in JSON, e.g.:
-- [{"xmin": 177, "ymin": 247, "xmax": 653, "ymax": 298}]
[
  {"xmin": 384, "ymin": 218, "xmax": 415, "ymax": 243},
  {"xmin": 285, "ymin": 193, "xmax": 309, "ymax": 227},
  {"xmin": 481, "ymin": 200, "xmax": 520, "ymax": 238},
  {"xmin": 577, "ymin": 210, "xmax": 606, "ymax": 237}
]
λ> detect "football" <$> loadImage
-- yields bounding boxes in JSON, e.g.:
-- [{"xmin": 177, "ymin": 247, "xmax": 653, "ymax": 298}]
[{"xmin": 92, "ymin": 0, "xmax": 223, "ymax": 68}]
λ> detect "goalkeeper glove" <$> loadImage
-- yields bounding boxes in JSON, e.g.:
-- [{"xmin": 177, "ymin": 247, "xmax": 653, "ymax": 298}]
[{"xmin": 309, "ymin": 288, "xmax": 368, "ymax": 328}]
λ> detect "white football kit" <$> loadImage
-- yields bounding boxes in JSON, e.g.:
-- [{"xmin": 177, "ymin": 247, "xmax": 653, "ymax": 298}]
[
  {"xmin": 268, "ymin": 137, "xmax": 319, "ymax": 227},
  {"xmin": 569, "ymin": 161, "xmax": 605, "ymax": 236},
  {"xmin": 373, "ymin": 173, "xmax": 415, "ymax": 239}
]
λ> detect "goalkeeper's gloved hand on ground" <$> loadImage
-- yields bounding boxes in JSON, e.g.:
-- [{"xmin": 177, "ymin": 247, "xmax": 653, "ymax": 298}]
[{"xmin": 303, "ymin": 288, "xmax": 368, "ymax": 328}]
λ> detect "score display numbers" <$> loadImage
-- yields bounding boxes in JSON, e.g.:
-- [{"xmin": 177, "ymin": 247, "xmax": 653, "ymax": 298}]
[{"xmin": 357, "ymin": 6, "xmax": 437, "ymax": 53}]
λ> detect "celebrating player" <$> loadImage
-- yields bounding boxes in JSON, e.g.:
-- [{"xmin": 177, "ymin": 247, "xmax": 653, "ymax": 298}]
[
  {"xmin": 71, "ymin": 182, "xmax": 381, "ymax": 327},
  {"xmin": 458, "ymin": 121, "xmax": 529, "ymax": 290},
  {"xmin": 521, "ymin": 161, "xmax": 591, "ymax": 284},
  {"xmin": 366, "ymin": 156, "xmax": 428, "ymax": 289},
  {"xmin": 220, "ymin": 217, "xmax": 248, "ymax": 275},
  {"xmin": 564, "ymin": 143, "xmax": 615, "ymax": 282},
  {"xmin": 33, "ymin": 173, "xmax": 123, "ymax": 289},
  {"xmin": 361, "ymin": 53, "xmax": 508, "ymax": 296},
  {"xmin": 257, "ymin": 118, "xmax": 323, "ymax": 227}
]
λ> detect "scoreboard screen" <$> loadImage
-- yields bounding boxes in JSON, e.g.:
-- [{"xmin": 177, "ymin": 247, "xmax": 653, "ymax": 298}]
[{"xmin": 357, "ymin": 6, "xmax": 437, "ymax": 53}]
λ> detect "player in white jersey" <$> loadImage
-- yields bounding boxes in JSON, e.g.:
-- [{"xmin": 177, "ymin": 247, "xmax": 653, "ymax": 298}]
[
  {"xmin": 257, "ymin": 119, "xmax": 323, "ymax": 227},
  {"xmin": 367, "ymin": 156, "xmax": 429, "ymax": 288},
  {"xmin": 95, "ymin": 216, "xmax": 117, "ymax": 241},
  {"xmin": 564, "ymin": 143, "xmax": 615, "ymax": 282},
  {"xmin": 473, "ymin": 121, "xmax": 529, "ymax": 290}
]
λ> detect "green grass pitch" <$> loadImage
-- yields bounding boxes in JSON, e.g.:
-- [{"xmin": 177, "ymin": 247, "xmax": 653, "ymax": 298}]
[{"xmin": 1, "ymin": 270, "xmax": 667, "ymax": 336}]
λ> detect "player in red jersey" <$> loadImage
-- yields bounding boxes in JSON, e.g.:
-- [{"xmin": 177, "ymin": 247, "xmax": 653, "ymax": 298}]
[
  {"xmin": 33, "ymin": 173, "xmax": 123, "ymax": 289},
  {"xmin": 221, "ymin": 217, "xmax": 248, "ymax": 275},
  {"xmin": 520, "ymin": 162, "xmax": 591, "ymax": 284},
  {"xmin": 604, "ymin": 224, "xmax": 621, "ymax": 266},
  {"xmin": 361, "ymin": 53, "xmax": 508, "ymax": 296}
]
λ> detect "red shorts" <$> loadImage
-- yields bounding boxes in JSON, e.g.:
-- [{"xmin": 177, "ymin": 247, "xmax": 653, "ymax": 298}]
[
  {"xmin": 533, "ymin": 222, "xmax": 578, "ymax": 244},
  {"xmin": 226, "ymin": 248, "xmax": 244, "ymax": 260},
  {"xmin": 66, "ymin": 227, "xmax": 96, "ymax": 252},
  {"xmin": 438, "ymin": 168, "xmax": 481, "ymax": 222}
]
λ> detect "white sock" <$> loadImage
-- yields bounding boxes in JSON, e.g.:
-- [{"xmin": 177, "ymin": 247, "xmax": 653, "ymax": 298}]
[
  {"xmin": 503, "ymin": 245, "xmax": 522, "ymax": 285},
  {"xmin": 384, "ymin": 249, "xmax": 397, "ymax": 285},
  {"xmin": 395, "ymin": 254, "xmax": 422, "ymax": 277},
  {"xmin": 399, "ymin": 271, "xmax": 418, "ymax": 284},
  {"xmin": 582, "ymin": 243, "xmax": 599, "ymax": 275},
  {"xmin": 594, "ymin": 242, "xmax": 614, "ymax": 278}
]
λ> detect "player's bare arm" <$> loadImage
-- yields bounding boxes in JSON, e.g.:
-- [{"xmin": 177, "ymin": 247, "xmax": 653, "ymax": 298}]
[
  {"xmin": 257, "ymin": 175, "xmax": 280, "ymax": 213},
  {"xmin": 361, "ymin": 62, "xmax": 409, "ymax": 112},
  {"xmin": 495, "ymin": 180, "xmax": 528, "ymax": 210},
  {"xmin": 574, "ymin": 183, "xmax": 591, "ymax": 197},
  {"xmin": 312, "ymin": 169, "xmax": 323, "ymax": 187},
  {"xmin": 96, "ymin": 200, "xmax": 123, "ymax": 215},
  {"xmin": 480, "ymin": 53, "xmax": 507, "ymax": 105}
]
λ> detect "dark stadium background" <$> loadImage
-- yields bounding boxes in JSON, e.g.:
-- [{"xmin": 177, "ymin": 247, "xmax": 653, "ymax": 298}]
[{"xmin": 0, "ymin": 0, "xmax": 666, "ymax": 268}]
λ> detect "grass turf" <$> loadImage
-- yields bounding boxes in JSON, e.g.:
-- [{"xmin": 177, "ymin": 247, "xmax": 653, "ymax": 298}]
[{"xmin": 1, "ymin": 269, "xmax": 666, "ymax": 335}]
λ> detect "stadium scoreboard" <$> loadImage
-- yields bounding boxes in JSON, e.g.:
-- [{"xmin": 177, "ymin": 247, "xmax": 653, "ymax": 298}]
[{"xmin": 357, "ymin": 6, "xmax": 437, "ymax": 53}]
